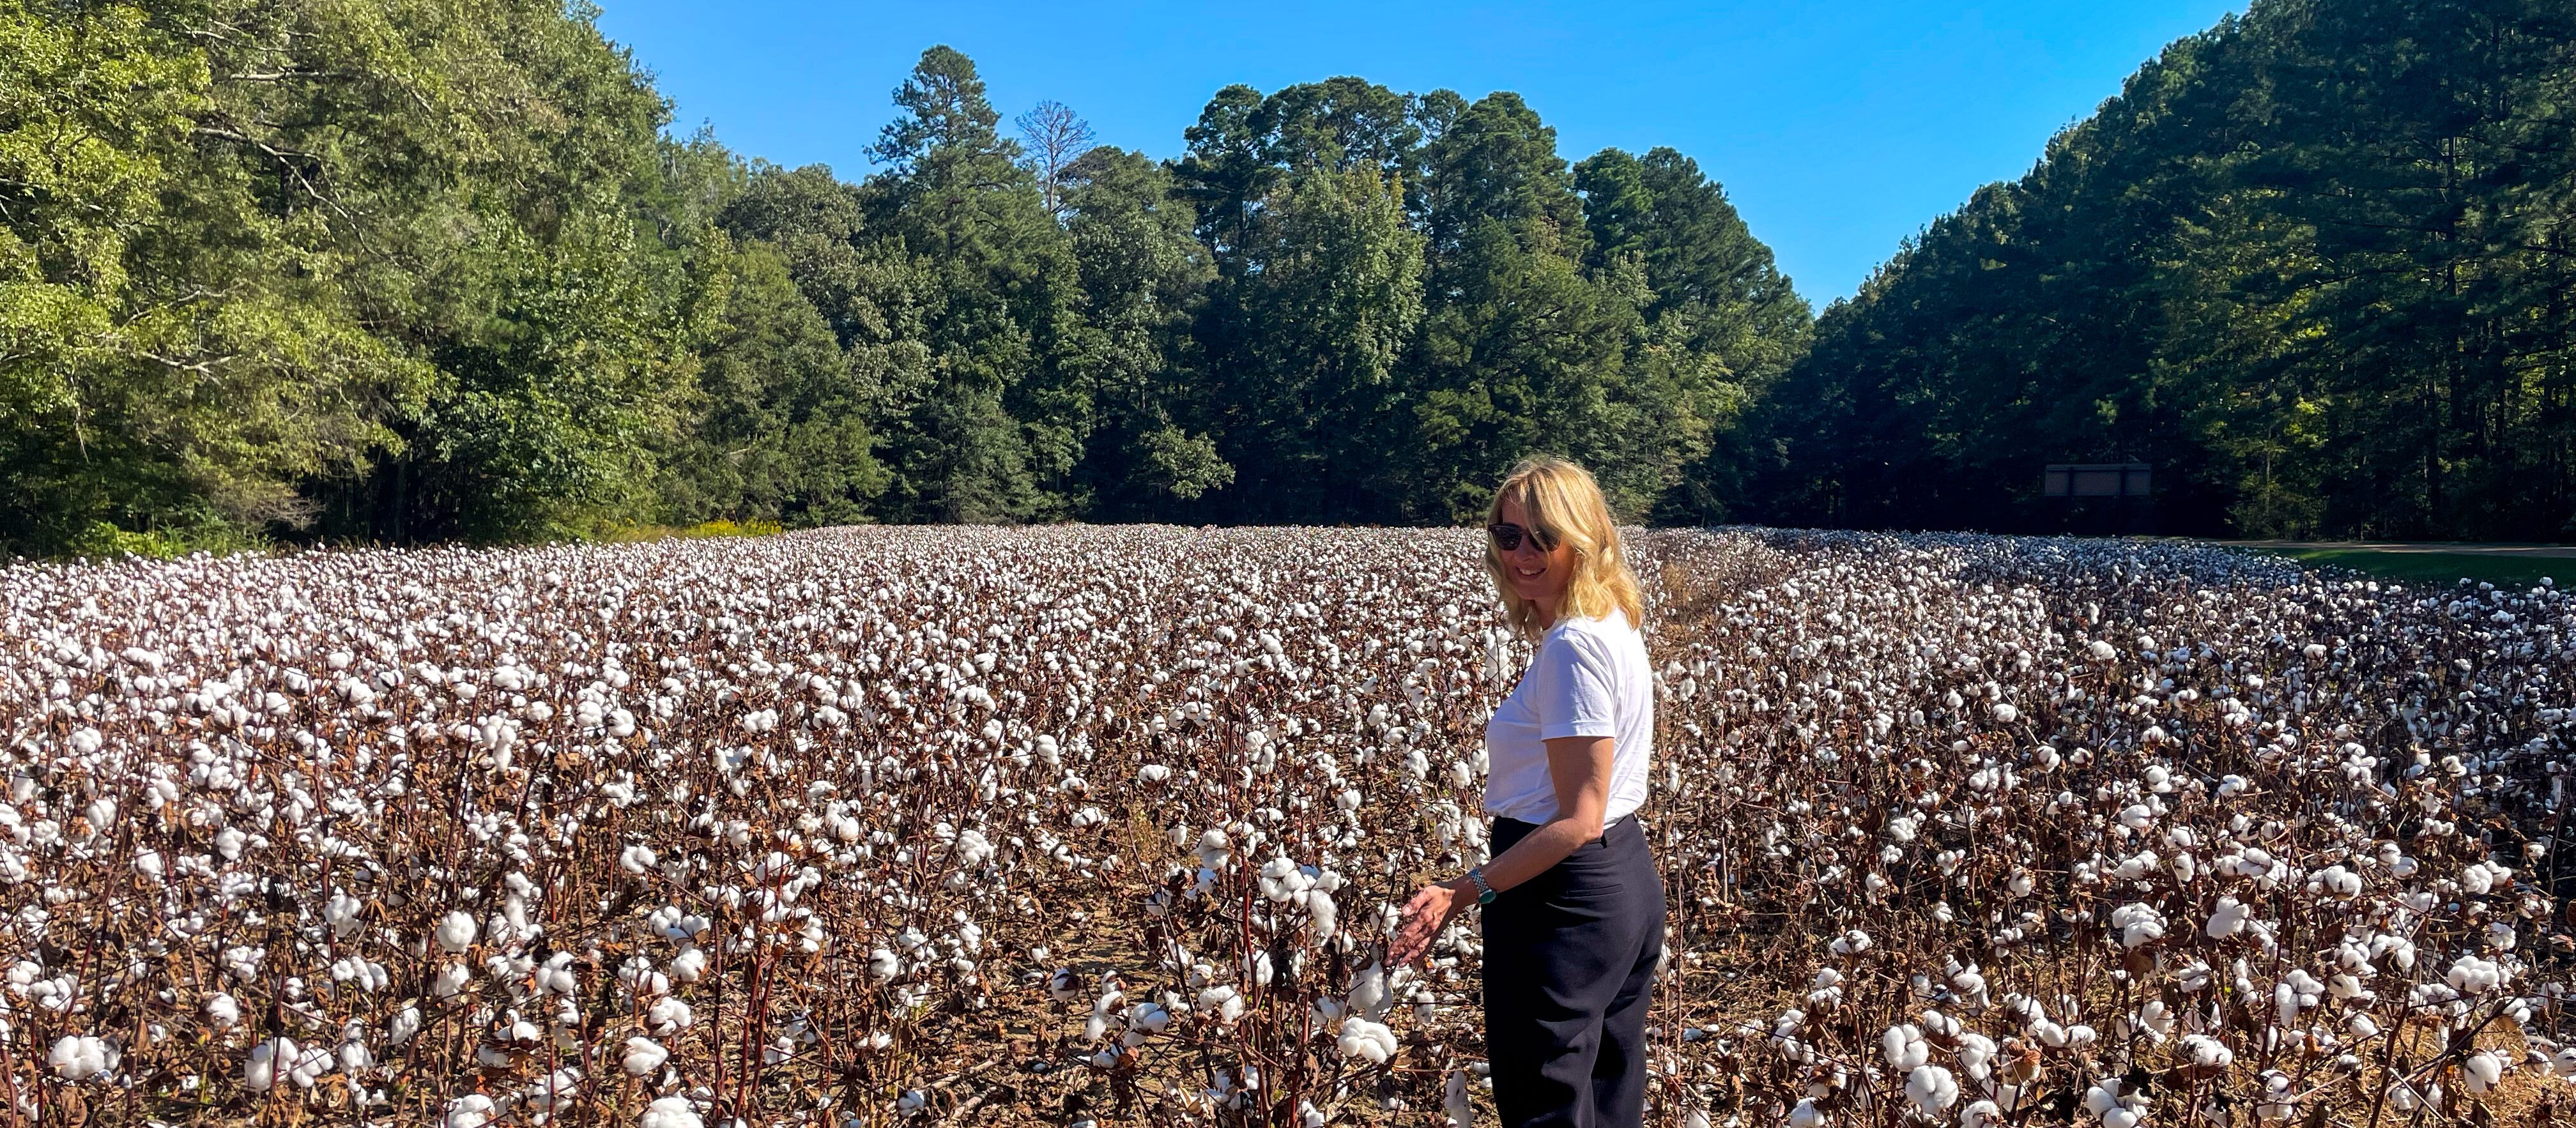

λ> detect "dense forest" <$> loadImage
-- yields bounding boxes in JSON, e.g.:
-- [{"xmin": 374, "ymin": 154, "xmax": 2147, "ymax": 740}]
[
  {"xmin": 4, "ymin": 0, "xmax": 2572, "ymax": 555},
  {"xmin": 0, "ymin": 0, "xmax": 1802, "ymax": 555},
  {"xmin": 1751, "ymin": 0, "xmax": 2576, "ymax": 540}
]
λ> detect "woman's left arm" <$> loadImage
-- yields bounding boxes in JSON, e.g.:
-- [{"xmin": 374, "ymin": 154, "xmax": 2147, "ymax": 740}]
[{"xmin": 1388, "ymin": 733, "xmax": 1613, "ymax": 966}]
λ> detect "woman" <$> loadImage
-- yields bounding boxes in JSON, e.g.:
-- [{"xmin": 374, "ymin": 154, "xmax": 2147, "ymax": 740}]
[{"xmin": 1390, "ymin": 457, "xmax": 1665, "ymax": 1127}]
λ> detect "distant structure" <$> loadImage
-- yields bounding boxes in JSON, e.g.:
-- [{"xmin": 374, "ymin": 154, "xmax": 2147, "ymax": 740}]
[{"xmin": 2041, "ymin": 462, "xmax": 2154, "ymax": 534}]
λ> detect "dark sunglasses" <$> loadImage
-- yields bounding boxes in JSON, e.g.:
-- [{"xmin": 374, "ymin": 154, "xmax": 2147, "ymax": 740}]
[{"xmin": 1486, "ymin": 522, "xmax": 1558, "ymax": 553}]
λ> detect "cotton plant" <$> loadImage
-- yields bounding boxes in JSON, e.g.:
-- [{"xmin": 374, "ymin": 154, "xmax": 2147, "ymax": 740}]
[{"xmin": 0, "ymin": 526, "xmax": 2567, "ymax": 1123}]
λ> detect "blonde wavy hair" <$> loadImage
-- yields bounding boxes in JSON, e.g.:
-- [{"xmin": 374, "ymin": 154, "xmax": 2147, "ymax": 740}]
[{"xmin": 1483, "ymin": 457, "xmax": 1645, "ymax": 640}]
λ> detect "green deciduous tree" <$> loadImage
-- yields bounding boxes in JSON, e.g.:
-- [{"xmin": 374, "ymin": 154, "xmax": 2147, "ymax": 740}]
[
  {"xmin": 1057, "ymin": 146, "xmax": 1225, "ymax": 517},
  {"xmin": 3, "ymin": 19, "xmax": 1818, "ymax": 549}
]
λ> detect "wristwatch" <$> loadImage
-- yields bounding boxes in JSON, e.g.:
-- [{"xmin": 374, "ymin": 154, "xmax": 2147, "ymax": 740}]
[{"xmin": 1464, "ymin": 866, "xmax": 1498, "ymax": 905}]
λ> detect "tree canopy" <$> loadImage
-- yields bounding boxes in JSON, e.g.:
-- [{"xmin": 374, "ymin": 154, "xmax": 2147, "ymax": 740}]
[
  {"xmin": 12, "ymin": 0, "xmax": 2566, "ymax": 554},
  {"xmin": 1746, "ymin": 0, "xmax": 2576, "ymax": 540},
  {"xmin": 1, "ymin": 11, "xmax": 1805, "ymax": 554}
]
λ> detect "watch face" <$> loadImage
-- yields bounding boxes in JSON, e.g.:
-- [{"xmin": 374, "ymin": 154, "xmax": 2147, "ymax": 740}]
[{"xmin": 1478, "ymin": 889, "xmax": 1497, "ymax": 905}]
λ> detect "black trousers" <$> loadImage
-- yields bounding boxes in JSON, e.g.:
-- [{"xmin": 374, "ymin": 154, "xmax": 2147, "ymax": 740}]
[{"xmin": 1482, "ymin": 814, "xmax": 1666, "ymax": 1127}]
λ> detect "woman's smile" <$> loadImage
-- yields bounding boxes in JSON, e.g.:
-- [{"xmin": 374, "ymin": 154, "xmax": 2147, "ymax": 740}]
[{"xmin": 1497, "ymin": 498, "xmax": 1574, "ymax": 613}]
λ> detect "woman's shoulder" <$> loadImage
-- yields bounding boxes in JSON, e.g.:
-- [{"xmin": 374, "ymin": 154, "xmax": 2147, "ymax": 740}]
[
  {"xmin": 1542, "ymin": 609, "xmax": 1643, "ymax": 657},
  {"xmin": 1548, "ymin": 607, "xmax": 1639, "ymax": 640}
]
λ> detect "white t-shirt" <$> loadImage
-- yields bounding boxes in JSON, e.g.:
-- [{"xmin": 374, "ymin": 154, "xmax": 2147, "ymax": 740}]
[{"xmin": 1483, "ymin": 608, "xmax": 1653, "ymax": 825}]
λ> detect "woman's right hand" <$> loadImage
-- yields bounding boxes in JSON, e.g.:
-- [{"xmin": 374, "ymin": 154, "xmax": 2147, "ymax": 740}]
[{"xmin": 1390, "ymin": 877, "xmax": 1470, "ymax": 966}]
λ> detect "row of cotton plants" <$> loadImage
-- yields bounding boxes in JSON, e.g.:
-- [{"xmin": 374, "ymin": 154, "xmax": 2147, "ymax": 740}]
[
  {"xmin": 1636, "ymin": 532, "xmax": 2571, "ymax": 1127},
  {"xmin": 0, "ymin": 526, "xmax": 2566, "ymax": 1126}
]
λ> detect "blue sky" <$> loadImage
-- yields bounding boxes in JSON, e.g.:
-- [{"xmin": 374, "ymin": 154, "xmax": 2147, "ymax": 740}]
[{"xmin": 593, "ymin": 0, "xmax": 2244, "ymax": 303}]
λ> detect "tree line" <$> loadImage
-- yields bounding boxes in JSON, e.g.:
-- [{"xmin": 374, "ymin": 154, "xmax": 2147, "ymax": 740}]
[
  {"xmin": 1749, "ymin": 0, "xmax": 2576, "ymax": 540},
  {"xmin": 1, "ymin": 0, "xmax": 1804, "ymax": 555},
  {"xmin": 7, "ymin": 0, "xmax": 2572, "ymax": 556}
]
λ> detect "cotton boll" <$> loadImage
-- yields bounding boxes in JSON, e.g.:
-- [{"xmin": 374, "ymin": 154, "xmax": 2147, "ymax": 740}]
[
  {"xmin": 1196, "ymin": 985, "xmax": 1245, "ymax": 1025},
  {"xmin": 338, "ymin": 1030, "xmax": 375, "ymax": 1072},
  {"xmin": 2463, "ymin": 1051, "xmax": 2504, "ymax": 1094},
  {"xmin": 433, "ymin": 963, "xmax": 470, "ymax": 999},
  {"xmin": 444, "ymin": 1094, "xmax": 499, "ymax": 1128},
  {"xmin": 2110, "ymin": 903, "xmax": 2164, "ymax": 948},
  {"xmin": 2462, "ymin": 863, "xmax": 2499, "ymax": 895},
  {"xmin": 525, "ymin": 1065, "xmax": 582, "ymax": 1113},
  {"xmin": 1950, "ymin": 963, "xmax": 1988, "ymax": 1005},
  {"xmin": 2315, "ymin": 864, "xmax": 2361, "ymax": 899},
  {"xmin": 1336, "ymin": 1017, "xmax": 1397, "ymax": 1063},
  {"xmin": 436, "ymin": 910, "xmax": 477, "ymax": 953},
  {"xmin": 282, "ymin": 1037, "xmax": 329, "ymax": 1087},
  {"xmin": 669, "ymin": 945, "xmax": 707, "ymax": 982},
  {"xmin": 1905, "ymin": 1064, "xmax": 1958, "ymax": 1114},
  {"xmin": 623, "ymin": 1036, "xmax": 669, "ymax": 1076},
  {"xmin": 1349, "ymin": 961, "xmax": 1390, "ymax": 1021},
  {"xmin": 1129, "ymin": 1002, "xmax": 1172, "ymax": 1035},
  {"xmin": 537, "ymin": 950, "xmax": 579, "ymax": 995},
  {"xmin": 244, "ymin": 1037, "xmax": 292, "ymax": 1092},
  {"xmin": 2182, "ymin": 1033, "xmax": 2232, "ymax": 1069},
  {"xmin": 2121, "ymin": 1000, "xmax": 2176, "ymax": 1044},
  {"xmin": 1257, "ymin": 855, "xmax": 1312, "ymax": 903},
  {"xmin": 2205, "ymin": 897, "xmax": 2248, "ymax": 939},
  {"xmin": 648, "ymin": 996, "xmax": 694, "ymax": 1033},
  {"xmin": 1195, "ymin": 829, "xmax": 1232, "ymax": 870},
  {"xmin": 617, "ymin": 957, "xmax": 668, "ymax": 1000},
  {"xmin": 1955, "ymin": 1032, "xmax": 1998, "ymax": 1081},
  {"xmin": 2085, "ymin": 1078, "xmax": 2144, "ymax": 1128},
  {"xmin": 2254, "ymin": 1071, "xmax": 2296, "ymax": 1120},
  {"xmin": 49, "ymin": 1035, "xmax": 113, "ymax": 1081},
  {"xmin": 1308, "ymin": 891, "xmax": 1340, "ymax": 938},
  {"xmin": 1883, "ymin": 1024, "xmax": 1929, "ymax": 1069},
  {"xmin": 2444, "ymin": 956, "xmax": 2504, "ymax": 995},
  {"xmin": 2487, "ymin": 920, "xmax": 2518, "ymax": 951},
  {"xmin": 2386, "ymin": 1079, "xmax": 2429, "ymax": 1113},
  {"xmin": 640, "ymin": 1095, "xmax": 704, "ymax": 1128}
]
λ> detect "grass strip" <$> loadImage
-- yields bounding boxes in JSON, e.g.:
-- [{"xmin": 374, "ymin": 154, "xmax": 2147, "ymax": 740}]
[{"xmin": 2255, "ymin": 547, "xmax": 2562, "ymax": 591}]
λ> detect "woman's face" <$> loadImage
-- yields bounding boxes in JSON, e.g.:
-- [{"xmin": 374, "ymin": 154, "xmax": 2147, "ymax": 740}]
[{"xmin": 1497, "ymin": 496, "xmax": 1577, "ymax": 609}]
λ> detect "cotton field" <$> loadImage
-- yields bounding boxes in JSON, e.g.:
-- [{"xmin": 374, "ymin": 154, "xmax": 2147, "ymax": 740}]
[{"xmin": 0, "ymin": 526, "xmax": 2570, "ymax": 1127}]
